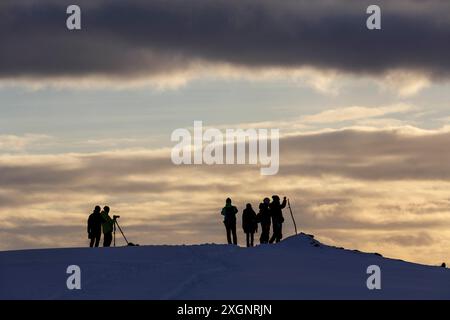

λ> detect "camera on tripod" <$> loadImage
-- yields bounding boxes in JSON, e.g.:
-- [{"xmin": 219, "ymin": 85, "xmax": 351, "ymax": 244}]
[{"xmin": 111, "ymin": 213, "xmax": 138, "ymax": 246}]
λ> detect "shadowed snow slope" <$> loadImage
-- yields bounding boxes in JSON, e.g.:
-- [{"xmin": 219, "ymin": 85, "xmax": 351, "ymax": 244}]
[{"xmin": 1, "ymin": 234, "xmax": 449, "ymax": 299}]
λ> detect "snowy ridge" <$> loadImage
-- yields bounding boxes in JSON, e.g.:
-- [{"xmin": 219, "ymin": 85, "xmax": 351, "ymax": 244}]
[{"xmin": 1, "ymin": 234, "xmax": 449, "ymax": 299}]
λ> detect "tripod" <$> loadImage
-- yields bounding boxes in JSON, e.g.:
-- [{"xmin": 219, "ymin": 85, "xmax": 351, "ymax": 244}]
[{"xmin": 113, "ymin": 217, "xmax": 129, "ymax": 247}]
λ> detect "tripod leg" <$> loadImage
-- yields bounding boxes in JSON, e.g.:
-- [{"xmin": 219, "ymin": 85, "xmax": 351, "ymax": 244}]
[
  {"xmin": 113, "ymin": 221, "xmax": 116, "ymax": 247},
  {"xmin": 115, "ymin": 221, "xmax": 129, "ymax": 245}
]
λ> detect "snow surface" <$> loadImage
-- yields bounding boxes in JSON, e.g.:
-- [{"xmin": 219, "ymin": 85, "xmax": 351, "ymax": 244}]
[{"xmin": 1, "ymin": 234, "xmax": 449, "ymax": 299}]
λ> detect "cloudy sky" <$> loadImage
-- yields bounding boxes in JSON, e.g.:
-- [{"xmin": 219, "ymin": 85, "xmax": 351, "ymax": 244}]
[{"xmin": 1, "ymin": 0, "xmax": 450, "ymax": 264}]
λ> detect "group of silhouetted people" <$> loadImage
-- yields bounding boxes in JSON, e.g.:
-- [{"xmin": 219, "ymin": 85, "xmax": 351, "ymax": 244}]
[
  {"xmin": 87, "ymin": 205, "xmax": 115, "ymax": 247},
  {"xmin": 221, "ymin": 195, "xmax": 287, "ymax": 247},
  {"xmin": 87, "ymin": 197, "xmax": 287, "ymax": 248}
]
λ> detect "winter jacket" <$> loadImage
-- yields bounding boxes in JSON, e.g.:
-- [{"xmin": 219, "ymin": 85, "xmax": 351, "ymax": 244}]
[
  {"xmin": 269, "ymin": 198, "xmax": 287, "ymax": 225},
  {"xmin": 257, "ymin": 203, "xmax": 271, "ymax": 226},
  {"xmin": 87, "ymin": 211, "xmax": 103, "ymax": 235},
  {"xmin": 221, "ymin": 204, "xmax": 238, "ymax": 224},
  {"xmin": 101, "ymin": 211, "xmax": 114, "ymax": 234},
  {"xmin": 242, "ymin": 208, "xmax": 258, "ymax": 234}
]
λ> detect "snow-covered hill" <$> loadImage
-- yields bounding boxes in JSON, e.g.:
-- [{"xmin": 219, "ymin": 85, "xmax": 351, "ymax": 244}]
[{"xmin": 1, "ymin": 234, "xmax": 449, "ymax": 299}]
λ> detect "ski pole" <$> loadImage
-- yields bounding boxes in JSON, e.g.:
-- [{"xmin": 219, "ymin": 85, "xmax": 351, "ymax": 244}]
[{"xmin": 288, "ymin": 199, "xmax": 298, "ymax": 235}]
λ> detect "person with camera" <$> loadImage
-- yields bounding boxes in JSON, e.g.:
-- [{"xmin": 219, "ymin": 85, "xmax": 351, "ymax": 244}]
[{"xmin": 101, "ymin": 206, "xmax": 114, "ymax": 247}]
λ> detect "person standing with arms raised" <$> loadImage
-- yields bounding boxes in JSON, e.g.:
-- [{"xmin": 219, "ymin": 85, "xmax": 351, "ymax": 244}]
[{"xmin": 269, "ymin": 195, "xmax": 287, "ymax": 244}]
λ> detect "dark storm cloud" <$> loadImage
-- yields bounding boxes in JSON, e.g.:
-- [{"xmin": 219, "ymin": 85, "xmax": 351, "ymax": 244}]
[{"xmin": 0, "ymin": 0, "xmax": 449, "ymax": 79}]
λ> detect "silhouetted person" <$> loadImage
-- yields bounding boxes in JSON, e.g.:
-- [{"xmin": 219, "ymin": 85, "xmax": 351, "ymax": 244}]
[
  {"xmin": 257, "ymin": 198, "xmax": 271, "ymax": 244},
  {"xmin": 87, "ymin": 205, "xmax": 102, "ymax": 247},
  {"xmin": 269, "ymin": 195, "xmax": 287, "ymax": 243},
  {"xmin": 101, "ymin": 206, "xmax": 114, "ymax": 247},
  {"xmin": 242, "ymin": 203, "xmax": 258, "ymax": 247},
  {"xmin": 221, "ymin": 198, "xmax": 238, "ymax": 245}
]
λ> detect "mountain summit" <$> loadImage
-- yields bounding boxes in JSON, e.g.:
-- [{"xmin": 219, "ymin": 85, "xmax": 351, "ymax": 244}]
[{"xmin": 1, "ymin": 234, "xmax": 449, "ymax": 299}]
